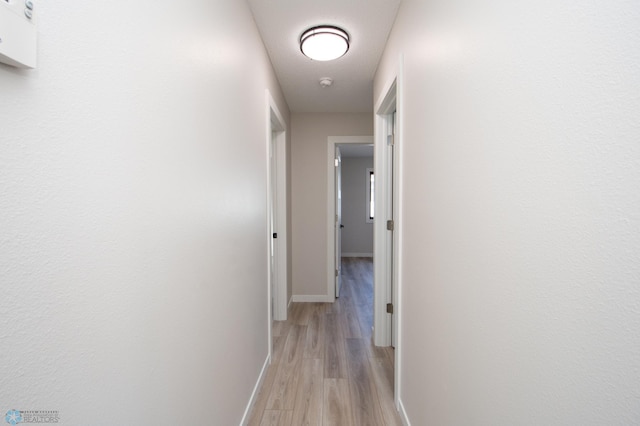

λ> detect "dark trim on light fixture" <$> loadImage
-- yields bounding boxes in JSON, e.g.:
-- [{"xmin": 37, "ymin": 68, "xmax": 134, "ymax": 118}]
[{"xmin": 299, "ymin": 25, "xmax": 350, "ymax": 61}]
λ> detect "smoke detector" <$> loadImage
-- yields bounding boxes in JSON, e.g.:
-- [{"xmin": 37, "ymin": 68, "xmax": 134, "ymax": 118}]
[{"xmin": 319, "ymin": 77, "xmax": 333, "ymax": 88}]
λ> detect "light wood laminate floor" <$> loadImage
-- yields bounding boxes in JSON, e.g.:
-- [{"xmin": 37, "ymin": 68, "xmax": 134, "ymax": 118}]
[{"xmin": 247, "ymin": 258, "xmax": 402, "ymax": 426}]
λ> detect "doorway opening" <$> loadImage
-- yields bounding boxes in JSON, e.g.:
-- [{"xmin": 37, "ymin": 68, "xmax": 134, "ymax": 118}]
[
  {"xmin": 327, "ymin": 133, "xmax": 398, "ymax": 402},
  {"xmin": 334, "ymin": 142, "xmax": 374, "ymax": 298},
  {"xmin": 323, "ymin": 76, "xmax": 401, "ymax": 408},
  {"xmin": 327, "ymin": 136, "xmax": 374, "ymax": 301}
]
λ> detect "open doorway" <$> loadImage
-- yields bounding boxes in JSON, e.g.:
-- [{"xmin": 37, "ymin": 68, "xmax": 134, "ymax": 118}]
[
  {"xmin": 339, "ymin": 143, "xmax": 375, "ymax": 261},
  {"xmin": 335, "ymin": 143, "xmax": 374, "ymax": 301},
  {"xmin": 327, "ymin": 136, "xmax": 374, "ymax": 301},
  {"xmin": 327, "ymin": 136, "xmax": 399, "ymax": 410},
  {"xmin": 325, "ymin": 76, "xmax": 401, "ymax": 409}
]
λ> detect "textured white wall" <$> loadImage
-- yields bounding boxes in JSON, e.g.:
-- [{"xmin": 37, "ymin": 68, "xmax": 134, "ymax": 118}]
[
  {"xmin": 291, "ymin": 113, "xmax": 373, "ymax": 297},
  {"xmin": 341, "ymin": 156, "xmax": 374, "ymax": 255},
  {"xmin": 0, "ymin": 1, "xmax": 289, "ymax": 425},
  {"xmin": 376, "ymin": 0, "xmax": 640, "ymax": 424}
]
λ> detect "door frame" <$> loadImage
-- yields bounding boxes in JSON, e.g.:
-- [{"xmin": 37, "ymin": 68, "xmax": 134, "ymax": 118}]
[
  {"xmin": 326, "ymin": 136, "xmax": 374, "ymax": 302},
  {"xmin": 266, "ymin": 90, "xmax": 288, "ymax": 361},
  {"xmin": 374, "ymin": 63, "xmax": 403, "ymax": 407},
  {"xmin": 373, "ymin": 80, "xmax": 396, "ymax": 348},
  {"xmin": 334, "ymin": 146, "xmax": 343, "ymax": 298}
]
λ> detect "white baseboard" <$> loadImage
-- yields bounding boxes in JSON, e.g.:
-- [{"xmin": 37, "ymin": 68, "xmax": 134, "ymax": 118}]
[
  {"xmin": 291, "ymin": 295, "xmax": 334, "ymax": 303},
  {"xmin": 398, "ymin": 398, "xmax": 410, "ymax": 426},
  {"xmin": 288, "ymin": 296, "xmax": 293, "ymax": 309},
  {"xmin": 240, "ymin": 354, "xmax": 270, "ymax": 426},
  {"xmin": 341, "ymin": 252, "xmax": 374, "ymax": 258}
]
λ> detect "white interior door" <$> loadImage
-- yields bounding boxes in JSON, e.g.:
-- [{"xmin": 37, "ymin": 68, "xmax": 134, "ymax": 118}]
[{"xmin": 335, "ymin": 147, "xmax": 343, "ymax": 298}]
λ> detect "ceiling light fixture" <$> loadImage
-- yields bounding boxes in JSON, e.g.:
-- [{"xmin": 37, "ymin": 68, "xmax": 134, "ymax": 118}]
[{"xmin": 300, "ymin": 25, "xmax": 350, "ymax": 61}]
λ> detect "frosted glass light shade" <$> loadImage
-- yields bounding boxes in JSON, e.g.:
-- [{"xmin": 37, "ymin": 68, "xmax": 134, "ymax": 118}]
[{"xmin": 300, "ymin": 26, "xmax": 349, "ymax": 61}]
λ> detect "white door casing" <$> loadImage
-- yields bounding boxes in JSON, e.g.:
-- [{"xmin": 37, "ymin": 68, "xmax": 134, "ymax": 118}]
[
  {"xmin": 387, "ymin": 111, "xmax": 397, "ymax": 348},
  {"xmin": 266, "ymin": 90, "xmax": 288, "ymax": 360},
  {"xmin": 269, "ymin": 130, "xmax": 278, "ymax": 316},
  {"xmin": 335, "ymin": 147, "xmax": 342, "ymax": 297},
  {"xmin": 374, "ymin": 64, "xmax": 403, "ymax": 407},
  {"xmin": 374, "ymin": 79, "xmax": 398, "ymax": 348}
]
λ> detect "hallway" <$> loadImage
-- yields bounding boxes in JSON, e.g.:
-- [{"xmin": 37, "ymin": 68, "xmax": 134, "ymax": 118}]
[
  {"xmin": 2, "ymin": 1, "xmax": 638, "ymax": 423},
  {"xmin": 248, "ymin": 258, "xmax": 401, "ymax": 425}
]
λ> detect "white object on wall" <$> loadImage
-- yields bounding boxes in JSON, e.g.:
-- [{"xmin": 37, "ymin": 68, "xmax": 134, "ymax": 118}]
[{"xmin": 0, "ymin": 0, "xmax": 37, "ymax": 68}]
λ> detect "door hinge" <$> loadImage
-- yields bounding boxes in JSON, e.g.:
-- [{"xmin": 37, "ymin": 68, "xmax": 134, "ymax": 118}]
[
  {"xmin": 335, "ymin": 269, "xmax": 339, "ymax": 277},
  {"xmin": 387, "ymin": 134, "xmax": 394, "ymax": 146},
  {"xmin": 386, "ymin": 303, "xmax": 394, "ymax": 314},
  {"xmin": 386, "ymin": 220, "xmax": 394, "ymax": 231}
]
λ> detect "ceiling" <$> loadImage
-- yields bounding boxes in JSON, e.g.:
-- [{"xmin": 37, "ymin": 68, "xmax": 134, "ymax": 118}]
[
  {"xmin": 339, "ymin": 144, "xmax": 374, "ymax": 158},
  {"xmin": 247, "ymin": 0, "xmax": 402, "ymax": 113}
]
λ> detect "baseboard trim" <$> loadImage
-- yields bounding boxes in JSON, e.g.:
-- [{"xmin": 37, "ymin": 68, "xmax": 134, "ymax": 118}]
[
  {"xmin": 291, "ymin": 295, "xmax": 334, "ymax": 303},
  {"xmin": 342, "ymin": 252, "xmax": 374, "ymax": 258},
  {"xmin": 398, "ymin": 398, "xmax": 410, "ymax": 426},
  {"xmin": 240, "ymin": 354, "xmax": 270, "ymax": 426},
  {"xmin": 288, "ymin": 296, "xmax": 293, "ymax": 309}
]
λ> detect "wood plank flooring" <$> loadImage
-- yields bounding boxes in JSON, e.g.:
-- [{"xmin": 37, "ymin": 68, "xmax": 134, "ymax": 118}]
[{"xmin": 247, "ymin": 258, "xmax": 401, "ymax": 426}]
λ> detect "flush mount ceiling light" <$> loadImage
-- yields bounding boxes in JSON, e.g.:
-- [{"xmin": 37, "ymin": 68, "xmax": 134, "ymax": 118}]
[{"xmin": 300, "ymin": 25, "xmax": 350, "ymax": 61}]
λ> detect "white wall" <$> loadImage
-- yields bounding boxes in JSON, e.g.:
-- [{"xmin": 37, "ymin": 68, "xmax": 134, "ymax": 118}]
[
  {"xmin": 291, "ymin": 113, "xmax": 373, "ymax": 297},
  {"xmin": 0, "ymin": 1, "xmax": 289, "ymax": 425},
  {"xmin": 376, "ymin": 0, "xmax": 640, "ymax": 424},
  {"xmin": 340, "ymin": 156, "xmax": 374, "ymax": 256}
]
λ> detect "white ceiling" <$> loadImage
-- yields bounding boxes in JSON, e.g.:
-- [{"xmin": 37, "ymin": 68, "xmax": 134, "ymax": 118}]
[{"xmin": 247, "ymin": 0, "xmax": 402, "ymax": 113}]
